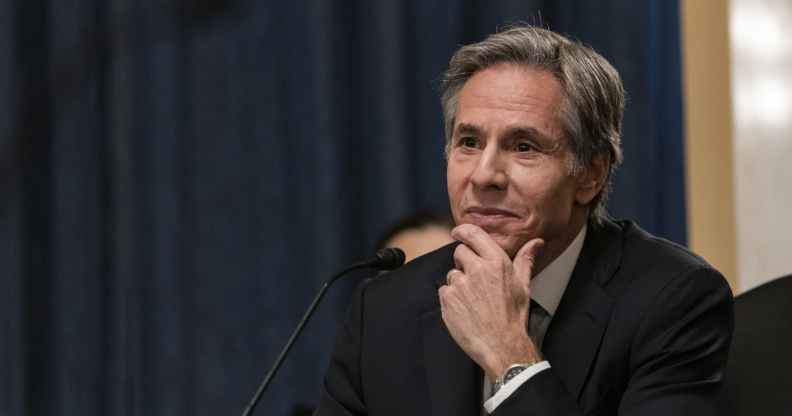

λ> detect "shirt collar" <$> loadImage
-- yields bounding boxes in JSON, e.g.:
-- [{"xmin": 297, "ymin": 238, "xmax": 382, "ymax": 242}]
[{"xmin": 529, "ymin": 224, "xmax": 587, "ymax": 317}]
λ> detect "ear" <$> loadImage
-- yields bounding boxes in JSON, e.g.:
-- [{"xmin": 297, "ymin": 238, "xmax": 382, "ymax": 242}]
[{"xmin": 575, "ymin": 154, "xmax": 609, "ymax": 205}]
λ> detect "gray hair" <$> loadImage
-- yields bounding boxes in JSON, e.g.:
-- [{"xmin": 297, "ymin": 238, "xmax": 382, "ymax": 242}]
[{"xmin": 440, "ymin": 25, "xmax": 625, "ymax": 225}]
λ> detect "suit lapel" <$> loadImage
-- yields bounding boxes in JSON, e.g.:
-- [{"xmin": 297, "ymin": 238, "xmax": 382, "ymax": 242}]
[{"xmin": 543, "ymin": 221, "xmax": 622, "ymax": 400}]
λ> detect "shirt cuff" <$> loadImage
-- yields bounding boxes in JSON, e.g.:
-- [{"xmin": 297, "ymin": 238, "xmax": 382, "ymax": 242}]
[{"xmin": 483, "ymin": 361, "xmax": 551, "ymax": 414}]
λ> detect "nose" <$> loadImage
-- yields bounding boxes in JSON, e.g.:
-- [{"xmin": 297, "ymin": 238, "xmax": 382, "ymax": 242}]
[{"xmin": 470, "ymin": 145, "xmax": 508, "ymax": 190}]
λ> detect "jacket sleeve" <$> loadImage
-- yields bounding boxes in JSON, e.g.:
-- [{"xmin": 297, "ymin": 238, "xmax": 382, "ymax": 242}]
[
  {"xmin": 315, "ymin": 280, "xmax": 371, "ymax": 416},
  {"xmin": 493, "ymin": 267, "xmax": 734, "ymax": 416}
]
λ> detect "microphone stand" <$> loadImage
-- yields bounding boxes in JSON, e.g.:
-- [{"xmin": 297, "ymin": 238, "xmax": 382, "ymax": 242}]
[{"xmin": 241, "ymin": 248, "xmax": 404, "ymax": 416}]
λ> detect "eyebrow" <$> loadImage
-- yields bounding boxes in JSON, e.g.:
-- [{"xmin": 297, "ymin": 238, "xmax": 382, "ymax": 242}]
[
  {"xmin": 454, "ymin": 123, "xmax": 555, "ymax": 145},
  {"xmin": 504, "ymin": 126, "xmax": 547, "ymax": 141},
  {"xmin": 454, "ymin": 123, "xmax": 483, "ymax": 137}
]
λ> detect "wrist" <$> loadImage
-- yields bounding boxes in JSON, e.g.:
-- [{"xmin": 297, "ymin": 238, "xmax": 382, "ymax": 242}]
[
  {"xmin": 492, "ymin": 363, "xmax": 532, "ymax": 395},
  {"xmin": 483, "ymin": 333, "xmax": 541, "ymax": 382}
]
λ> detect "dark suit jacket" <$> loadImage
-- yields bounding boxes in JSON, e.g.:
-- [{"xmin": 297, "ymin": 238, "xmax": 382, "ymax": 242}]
[{"xmin": 317, "ymin": 220, "xmax": 733, "ymax": 415}]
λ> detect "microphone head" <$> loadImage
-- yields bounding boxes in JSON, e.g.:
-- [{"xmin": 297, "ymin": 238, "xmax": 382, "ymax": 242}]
[{"xmin": 374, "ymin": 247, "xmax": 406, "ymax": 270}]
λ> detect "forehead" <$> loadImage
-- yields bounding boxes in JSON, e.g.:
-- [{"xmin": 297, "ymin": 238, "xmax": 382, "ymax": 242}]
[{"xmin": 455, "ymin": 63, "xmax": 565, "ymax": 138}]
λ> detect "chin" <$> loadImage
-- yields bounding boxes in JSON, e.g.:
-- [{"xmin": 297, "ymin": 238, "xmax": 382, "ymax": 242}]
[{"xmin": 489, "ymin": 234, "xmax": 521, "ymax": 258}]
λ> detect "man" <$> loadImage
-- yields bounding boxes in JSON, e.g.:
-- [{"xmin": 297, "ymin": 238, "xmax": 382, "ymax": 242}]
[{"xmin": 317, "ymin": 26, "xmax": 733, "ymax": 415}]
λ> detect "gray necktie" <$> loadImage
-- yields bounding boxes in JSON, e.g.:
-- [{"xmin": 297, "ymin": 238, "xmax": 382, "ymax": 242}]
[{"xmin": 528, "ymin": 299, "xmax": 550, "ymax": 351}]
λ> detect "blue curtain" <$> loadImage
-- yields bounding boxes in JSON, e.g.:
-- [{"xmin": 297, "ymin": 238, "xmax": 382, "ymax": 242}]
[{"xmin": 0, "ymin": 1, "xmax": 685, "ymax": 415}]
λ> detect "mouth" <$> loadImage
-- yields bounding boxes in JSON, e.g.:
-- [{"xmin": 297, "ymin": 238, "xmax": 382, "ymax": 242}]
[{"xmin": 463, "ymin": 206, "xmax": 520, "ymax": 225}]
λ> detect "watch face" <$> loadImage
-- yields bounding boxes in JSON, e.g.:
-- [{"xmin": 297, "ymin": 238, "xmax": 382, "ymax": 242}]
[
  {"xmin": 504, "ymin": 365, "xmax": 528, "ymax": 383},
  {"xmin": 493, "ymin": 364, "xmax": 530, "ymax": 395}
]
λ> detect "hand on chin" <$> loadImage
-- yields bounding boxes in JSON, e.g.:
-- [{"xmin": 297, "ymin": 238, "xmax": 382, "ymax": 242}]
[{"xmin": 462, "ymin": 223, "xmax": 520, "ymax": 258}]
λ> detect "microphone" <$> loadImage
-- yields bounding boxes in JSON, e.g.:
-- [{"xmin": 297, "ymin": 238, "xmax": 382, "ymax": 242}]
[
  {"xmin": 241, "ymin": 248, "xmax": 406, "ymax": 416},
  {"xmin": 342, "ymin": 247, "xmax": 406, "ymax": 278}
]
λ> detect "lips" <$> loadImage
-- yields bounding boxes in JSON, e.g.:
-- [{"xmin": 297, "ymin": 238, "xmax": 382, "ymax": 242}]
[
  {"xmin": 463, "ymin": 207, "xmax": 520, "ymax": 227},
  {"xmin": 465, "ymin": 206, "xmax": 519, "ymax": 217}
]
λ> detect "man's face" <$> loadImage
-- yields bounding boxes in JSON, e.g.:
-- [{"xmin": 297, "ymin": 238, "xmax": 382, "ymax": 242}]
[{"xmin": 446, "ymin": 63, "xmax": 589, "ymax": 259}]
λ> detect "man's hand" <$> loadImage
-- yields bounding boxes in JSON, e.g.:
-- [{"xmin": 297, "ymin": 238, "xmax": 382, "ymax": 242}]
[{"xmin": 438, "ymin": 223, "xmax": 545, "ymax": 382}]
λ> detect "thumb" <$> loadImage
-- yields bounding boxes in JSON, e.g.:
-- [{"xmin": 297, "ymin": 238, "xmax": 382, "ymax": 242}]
[{"xmin": 512, "ymin": 238, "xmax": 545, "ymax": 287}]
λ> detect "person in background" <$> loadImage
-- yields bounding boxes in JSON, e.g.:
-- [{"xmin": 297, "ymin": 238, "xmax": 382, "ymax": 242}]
[{"xmin": 377, "ymin": 212, "xmax": 455, "ymax": 263}]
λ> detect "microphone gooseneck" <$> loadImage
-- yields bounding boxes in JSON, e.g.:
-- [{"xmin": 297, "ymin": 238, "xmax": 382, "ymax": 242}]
[{"xmin": 241, "ymin": 248, "xmax": 405, "ymax": 416}]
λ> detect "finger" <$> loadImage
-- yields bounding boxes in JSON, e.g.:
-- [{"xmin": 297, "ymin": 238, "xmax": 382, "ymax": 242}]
[
  {"xmin": 438, "ymin": 285, "xmax": 449, "ymax": 308},
  {"xmin": 512, "ymin": 238, "xmax": 545, "ymax": 286},
  {"xmin": 446, "ymin": 268, "xmax": 464, "ymax": 286},
  {"xmin": 438, "ymin": 284, "xmax": 463, "ymax": 311},
  {"xmin": 451, "ymin": 223, "xmax": 506, "ymax": 260},
  {"xmin": 452, "ymin": 243, "xmax": 479, "ymax": 272}
]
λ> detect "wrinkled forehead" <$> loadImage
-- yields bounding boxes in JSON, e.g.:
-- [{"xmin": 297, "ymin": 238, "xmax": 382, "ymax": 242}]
[{"xmin": 453, "ymin": 64, "xmax": 568, "ymax": 142}]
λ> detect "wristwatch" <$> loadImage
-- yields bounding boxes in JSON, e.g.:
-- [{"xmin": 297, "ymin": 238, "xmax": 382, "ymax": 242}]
[{"xmin": 492, "ymin": 364, "xmax": 530, "ymax": 395}]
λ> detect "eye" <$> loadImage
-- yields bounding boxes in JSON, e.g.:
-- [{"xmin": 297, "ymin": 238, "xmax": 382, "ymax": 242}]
[
  {"xmin": 516, "ymin": 141, "xmax": 536, "ymax": 152},
  {"xmin": 459, "ymin": 136, "xmax": 479, "ymax": 148}
]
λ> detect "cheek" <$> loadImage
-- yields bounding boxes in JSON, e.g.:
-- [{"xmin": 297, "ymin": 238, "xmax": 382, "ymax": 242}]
[
  {"xmin": 446, "ymin": 161, "xmax": 467, "ymax": 199},
  {"xmin": 511, "ymin": 168, "xmax": 575, "ymax": 211}
]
